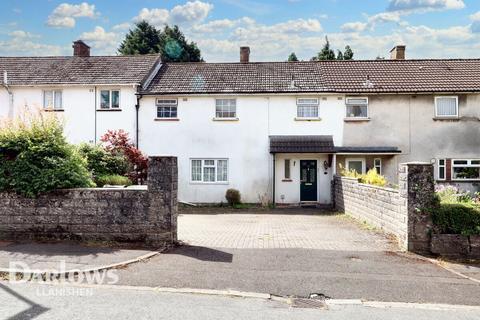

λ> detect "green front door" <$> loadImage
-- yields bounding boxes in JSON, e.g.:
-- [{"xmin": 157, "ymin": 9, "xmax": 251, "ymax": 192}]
[{"xmin": 300, "ymin": 160, "xmax": 317, "ymax": 202}]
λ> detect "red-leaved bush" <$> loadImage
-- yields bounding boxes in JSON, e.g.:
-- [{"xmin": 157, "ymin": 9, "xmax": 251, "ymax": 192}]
[{"xmin": 100, "ymin": 130, "xmax": 148, "ymax": 184}]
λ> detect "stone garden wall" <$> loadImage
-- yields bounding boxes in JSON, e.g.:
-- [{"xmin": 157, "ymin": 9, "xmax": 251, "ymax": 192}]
[{"xmin": 0, "ymin": 157, "xmax": 177, "ymax": 248}]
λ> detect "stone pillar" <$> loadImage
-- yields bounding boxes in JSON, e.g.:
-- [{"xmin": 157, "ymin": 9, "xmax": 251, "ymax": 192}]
[
  {"xmin": 147, "ymin": 156, "xmax": 178, "ymax": 243},
  {"xmin": 399, "ymin": 162, "xmax": 435, "ymax": 254}
]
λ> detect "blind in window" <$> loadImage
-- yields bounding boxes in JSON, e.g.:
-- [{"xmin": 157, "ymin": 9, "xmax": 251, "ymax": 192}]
[{"xmin": 436, "ymin": 97, "xmax": 457, "ymax": 116}]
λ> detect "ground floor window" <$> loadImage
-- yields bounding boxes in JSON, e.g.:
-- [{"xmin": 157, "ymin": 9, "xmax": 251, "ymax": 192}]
[
  {"xmin": 374, "ymin": 158, "xmax": 382, "ymax": 175},
  {"xmin": 452, "ymin": 159, "xmax": 480, "ymax": 180},
  {"xmin": 191, "ymin": 159, "xmax": 228, "ymax": 183},
  {"xmin": 284, "ymin": 159, "xmax": 291, "ymax": 179},
  {"xmin": 437, "ymin": 159, "xmax": 446, "ymax": 180},
  {"xmin": 346, "ymin": 158, "xmax": 365, "ymax": 174}
]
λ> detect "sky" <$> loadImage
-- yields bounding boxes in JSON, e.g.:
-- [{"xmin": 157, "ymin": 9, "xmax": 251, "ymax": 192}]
[{"xmin": 0, "ymin": 0, "xmax": 479, "ymax": 61}]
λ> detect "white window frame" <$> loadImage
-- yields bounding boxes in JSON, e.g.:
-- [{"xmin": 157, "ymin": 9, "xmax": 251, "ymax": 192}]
[
  {"xmin": 374, "ymin": 158, "xmax": 382, "ymax": 175},
  {"xmin": 156, "ymin": 98, "xmax": 178, "ymax": 119},
  {"xmin": 345, "ymin": 97, "xmax": 369, "ymax": 119},
  {"xmin": 296, "ymin": 98, "xmax": 320, "ymax": 119},
  {"xmin": 99, "ymin": 89, "xmax": 121, "ymax": 109},
  {"xmin": 437, "ymin": 158, "xmax": 446, "ymax": 181},
  {"xmin": 451, "ymin": 159, "xmax": 480, "ymax": 181},
  {"xmin": 434, "ymin": 96, "xmax": 458, "ymax": 118},
  {"xmin": 43, "ymin": 90, "xmax": 63, "ymax": 110},
  {"xmin": 215, "ymin": 99, "xmax": 237, "ymax": 119},
  {"xmin": 190, "ymin": 158, "xmax": 229, "ymax": 184},
  {"xmin": 346, "ymin": 158, "xmax": 366, "ymax": 174}
]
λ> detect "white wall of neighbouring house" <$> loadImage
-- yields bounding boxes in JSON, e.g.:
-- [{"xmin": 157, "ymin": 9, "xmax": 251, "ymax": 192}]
[
  {"xmin": 138, "ymin": 95, "xmax": 345, "ymax": 203},
  {"xmin": 0, "ymin": 88, "xmax": 9, "ymax": 119},
  {"xmin": 3, "ymin": 85, "xmax": 138, "ymax": 145}
]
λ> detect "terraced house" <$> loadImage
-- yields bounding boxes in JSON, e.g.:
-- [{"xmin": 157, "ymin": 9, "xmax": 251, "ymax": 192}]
[{"xmin": 2, "ymin": 43, "xmax": 480, "ymax": 204}]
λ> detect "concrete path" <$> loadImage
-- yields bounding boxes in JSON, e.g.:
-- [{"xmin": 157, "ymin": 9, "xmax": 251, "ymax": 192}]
[
  {"xmin": 0, "ymin": 241, "xmax": 158, "ymax": 273},
  {"xmin": 178, "ymin": 209, "xmax": 395, "ymax": 251},
  {"xmin": 2, "ymin": 282, "xmax": 480, "ymax": 320}
]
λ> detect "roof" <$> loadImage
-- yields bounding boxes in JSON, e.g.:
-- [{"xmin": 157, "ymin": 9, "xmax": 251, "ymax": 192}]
[
  {"xmin": 0, "ymin": 55, "xmax": 161, "ymax": 86},
  {"xmin": 270, "ymin": 135, "xmax": 335, "ymax": 153},
  {"xmin": 143, "ymin": 59, "xmax": 480, "ymax": 94}
]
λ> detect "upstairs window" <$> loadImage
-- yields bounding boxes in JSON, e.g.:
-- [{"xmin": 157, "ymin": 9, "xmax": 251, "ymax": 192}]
[
  {"xmin": 435, "ymin": 96, "xmax": 458, "ymax": 118},
  {"xmin": 215, "ymin": 99, "xmax": 236, "ymax": 118},
  {"xmin": 297, "ymin": 98, "xmax": 319, "ymax": 118},
  {"xmin": 100, "ymin": 90, "xmax": 120, "ymax": 109},
  {"xmin": 156, "ymin": 99, "xmax": 178, "ymax": 118},
  {"xmin": 346, "ymin": 97, "xmax": 368, "ymax": 118},
  {"xmin": 452, "ymin": 159, "xmax": 480, "ymax": 180},
  {"xmin": 43, "ymin": 90, "xmax": 63, "ymax": 110}
]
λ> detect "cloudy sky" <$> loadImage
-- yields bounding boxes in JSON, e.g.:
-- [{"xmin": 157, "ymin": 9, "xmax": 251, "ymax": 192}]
[{"xmin": 0, "ymin": 0, "xmax": 479, "ymax": 61}]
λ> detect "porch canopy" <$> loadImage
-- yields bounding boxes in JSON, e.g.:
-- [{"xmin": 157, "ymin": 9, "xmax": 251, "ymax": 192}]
[{"xmin": 269, "ymin": 135, "xmax": 401, "ymax": 154}]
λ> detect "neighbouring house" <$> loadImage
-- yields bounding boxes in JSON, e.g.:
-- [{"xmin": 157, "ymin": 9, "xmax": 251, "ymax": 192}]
[{"xmin": 2, "ymin": 42, "xmax": 480, "ymax": 204}]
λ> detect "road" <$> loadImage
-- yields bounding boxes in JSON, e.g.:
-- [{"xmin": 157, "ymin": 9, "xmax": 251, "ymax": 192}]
[{"xmin": 1, "ymin": 282, "xmax": 480, "ymax": 320}]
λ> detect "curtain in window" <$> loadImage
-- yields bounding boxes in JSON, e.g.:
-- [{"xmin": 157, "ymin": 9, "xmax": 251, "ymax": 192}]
[
  {"xmin": 217, "ymin": 160, "xmax": 228, "ymax": 182},
  {"xmin": 44, "ymin": 91, "xmax": 53, "ymax": 109},
  {"xmin": 436, "ymin": 98, "xmax": 457, "ymax": 116}
]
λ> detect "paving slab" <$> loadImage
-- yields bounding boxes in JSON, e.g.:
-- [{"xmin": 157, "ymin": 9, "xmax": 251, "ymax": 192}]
[{"xmin": 0, "ymin": 242, "xmax": 158, "ymax": 273}]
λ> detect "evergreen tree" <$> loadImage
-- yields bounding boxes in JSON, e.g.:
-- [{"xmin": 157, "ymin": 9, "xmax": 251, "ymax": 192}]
[
  {"xmin": 288, "ymin": 52, "xmax": 299, "ymax": 62},
  {"xmin": 315, "ymin": 36, "xmax": 336, "ymax": 60},
  {"xmin": 336, "ymin": 50, "xmax": 344, "ymax": 60},
  {"xmin": 118, "ymin": 21, "xmax": 161, "ymax": 55},
  {"xmin": 343, "ymin": 45, "xmax": 354, "ymax": 60}
]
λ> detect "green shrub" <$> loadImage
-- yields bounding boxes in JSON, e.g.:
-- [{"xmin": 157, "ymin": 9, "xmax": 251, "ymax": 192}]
[
  {"xmin": 0, "ymin": 114, "xmax": 94, "ymax": 197},
  {"xmin": 96, "ymin": 175, "xmax": 132, "ymax": 188},
  {"xmin": 225, "ymin": 188, "xmax": 241, "ymax": 206},
  {"xmin": 340, "ymin": 166, "xmax": 387, "ymax": 187},
  {"xmin": 78, "ymin": 143, "xmax": 129, "ymax": 181},
  {"xmin": 431, "ymin": 203, "xmax": 480, "ymax": 236}
]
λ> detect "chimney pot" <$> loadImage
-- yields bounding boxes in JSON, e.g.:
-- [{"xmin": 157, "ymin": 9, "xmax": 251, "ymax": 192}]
[
  {"xmin": 73, "ymin": 40, "xmax": 90, "ymax": 57},
  {"xmin": 390, "ymin": 45, "xmax": 406, "ymax": 60},
  {"xmin": 240, "ymin": 46, "xmax": 250, "ymax": 63}
]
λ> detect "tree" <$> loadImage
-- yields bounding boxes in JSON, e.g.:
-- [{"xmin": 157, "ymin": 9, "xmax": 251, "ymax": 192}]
[
  {"xmin": 118, "ymin": 21, "xmax": 203, "ymax": 62},
  {"xmin": 343, "ymin": 45, "xmax": 354, "ymax": 60},
  {"xmin": 288, "ymin": 52, "xmax": 299, "ymax": 62},
  {"xmin": 118, "ymin": 21, "xmax": 161, "ymax": 55},
  {"xmin": 336, "ymin": 50, "xmax": 344, "ymax": 60},
  {"xmin": 315, "ymin": 36, "xmax": 336, "ymax": 60},
  {"xmin": 158, "ymin": 25, "xmax": 203, "ymax": 62}
]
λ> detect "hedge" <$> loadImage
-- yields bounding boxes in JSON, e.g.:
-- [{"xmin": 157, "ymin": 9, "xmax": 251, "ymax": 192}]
[{"xmin": 431, "ymin": 203, "xmax": 480, "ymax": 236}]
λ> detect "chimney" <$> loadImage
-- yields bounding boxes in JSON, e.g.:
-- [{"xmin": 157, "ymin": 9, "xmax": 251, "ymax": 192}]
[
  {"xmin": 73, "ymin": 40, "xmax": 90, "ymax": 57},
  {"xmin": 390, "ymin": 45, "xmax": 406, "ymax": 60},
  {"xmin": 240, "ymin": 46, "xmax": 250, "ymax": 63}
]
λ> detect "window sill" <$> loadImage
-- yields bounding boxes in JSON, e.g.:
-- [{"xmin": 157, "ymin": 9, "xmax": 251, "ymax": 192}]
[
  {"xmin": 190, "ymin": 182, "xmax": 229, "ymax": 185},
  {"xmin": 43, "ymin": 109, "xmax": 64, "ymax": 112},
  {"xmin": 433, "ymin": 116, "xmax": 460, "ymax": 121},
  {"xmin": 344, "ymin": 117, "xmax": 370, "ymax": 122},
  {"xmin": 450, "ymin": 179, "xmax": 480, "ymax": 182},
  {"xmin": 294, "ymin": 117, "xmax": 322, "ymax": 122},
  {"xmin": 97, "ymin": 108, "xmax": 122, "ymax": 112},
  {"xmin": 212, "ymin": 117, "xmax": 239, "ymax": 122},
  {"xmin": 282, "ymin": 179, "xmax": 293, "ymax": 182},
  {"xmin": 155, "ymin": 118, "xmax": 180, "ymax": 121}
]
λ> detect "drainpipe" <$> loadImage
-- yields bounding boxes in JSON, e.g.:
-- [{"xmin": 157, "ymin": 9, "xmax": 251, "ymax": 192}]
[
  {"xmin": 272, "ymin": 153, "xmax": 276, "ymax": 208},
  {"xmin": 94, "ymin": 86, "xmax": 97, "ymax": 144},
  {"xmin": 2, "ymin": 71, "xmax": 14, "ymax": 118},
  {"xmin": 135, "ymin": 92, "xmax": 143, "ymax": 148}
]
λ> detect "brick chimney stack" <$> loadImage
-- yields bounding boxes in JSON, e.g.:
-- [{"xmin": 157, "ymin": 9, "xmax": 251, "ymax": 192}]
[
  {"xmin": 390, "ymin": 45, "xmax": 406, "ymax": 60},
  {"xmin": 73, "ymin": 40, "xmax": 90, "ymax": 57},
  {"xmin": 240, "ymin": 46, "xmax": 250, "ymax": 63}
]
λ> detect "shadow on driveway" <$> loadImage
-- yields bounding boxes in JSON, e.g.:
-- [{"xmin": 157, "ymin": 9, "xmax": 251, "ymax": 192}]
[{"xmin": 166, "ymin": 245, "xmax": 233, "ymax": 263}]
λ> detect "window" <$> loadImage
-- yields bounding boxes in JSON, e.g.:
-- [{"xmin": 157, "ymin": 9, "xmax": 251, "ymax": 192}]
[
  {"xmin": 297, "ymin": 98, "xmax": 319, "ymax": 118},
  {"xmin": 284, "ymin": 159, "xmax": 291, "ymax": 179},
  {"xmin": 435, "ymin": 96, "xmax": 458, "ymax": 117},
  {"xmin": 374, "ymin": 158, "xmax": 382, "ymax": 175},
  {"xmin": 452, "ymin": 159, "xmax": 480, "ymax": 180},
  {"xmin": 43, "ymin": 90, "xmax": 62, "ymax": 109},
  {"xmin": 100, "ymin": 90, "xmax": 120, "ymax": 109},
  {"xmin": 191, "ymin": 159, "xmax": 229, "ymax": 183},
  {"xmin": 156, "ymin": 99, "xmax": 178, "ymax": 118},
  {"xmin": 438, "ymin": 159, "xmax": 446, "ymax": 180},
  {"xmin": 215, "ymin": 99, "xmax": 236, "ymax": 118},
  {"xmin": 345, "ymin": 97, "xmax": 368, "ymax": 118},
  {"xmin": 346, "ymin": 158, "xmax": 365, "ymax": 174}
]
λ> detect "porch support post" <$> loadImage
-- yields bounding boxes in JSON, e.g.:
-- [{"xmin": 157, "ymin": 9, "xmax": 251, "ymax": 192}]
[
  {"xmin": 272, "ymin": 153, "xmax": 276, "ymax": 207},
  {"xmin": 332, "ymin": 154, "xmax": 337, "ymax": 176}
]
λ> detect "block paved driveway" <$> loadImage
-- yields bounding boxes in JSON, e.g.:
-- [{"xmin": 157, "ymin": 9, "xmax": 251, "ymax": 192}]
[
  {"xmin": 178, "ymin": 209, "xmax": 395, "ymax": 251},
  {"xmin": 115, "ymin": 208, "xmax": 480, "ymax": 305}
]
